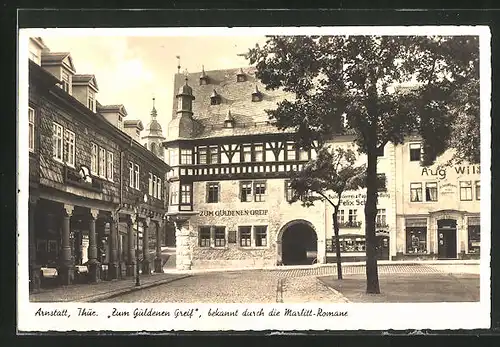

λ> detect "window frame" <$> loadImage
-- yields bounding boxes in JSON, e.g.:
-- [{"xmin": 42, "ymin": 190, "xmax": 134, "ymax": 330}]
[
  {"xmin": 475, "ymin": 181, "xmax": 481, "ymax": 200},
  {"xmin": 180, "ymin": 184, "xmax": 192, "ymax": 204},
  {"xmin": 88, "ymin": 91, "xmax": 95, "ymax": 112},
  {"xmin": 286, "ymin": 142, "xmax": 297, "ymax": 161},
  {"xmin": 410, "ymin": 182, "xmax": 423, "ymax": 202},
  {"xmin": 199, "ymin": 227, "xmax": 211, "ymax": 247},
  {"xmin": 180, "ymin": 148, "xmax": 193, "ymax": 165},
  {"xmin": 214, "ymin": 226, "xmax": 226, "ymax": 248},
  {"xmin": 425, "ymin": 182, "xmax": 438, "ymax": 202},
  {"xmin": 28, "ymin": 107, "xmax": 35, "ymax": 152},
  {"xmin": 61, "ymin": 70, "xmax": 70, "ymax": 92},
  {"xmin": 285, "ymin": 180, "xmax": 295, "ymax": 202},
  {"xmin": 198, "ymin": 146, "xmax": 207, "ymax": 164},
  {"xmin": 239, "ymin": 226, "xmax": 252, "ymax": 247},
  {"xmin": 406, "ymin": 226, "xmax": 428, "ymax": 254},
  {"xmin": 52, "ymin": 122, "xmax": 64, "ymax": 163},
  {"xmin": 91, "ymin": 143, "xmax": 98, "ymax": 174},
  {"xmin": 98, "ymin": 147, "xmax": 106, "ymax": 178},
  {"xmin": 459, "ymin": 181, "xmax": 473, "ymax": 201},
  {"xmin": 253, "ymin": 181, "xmax": 266, "ymax": 202},
  {"xmin": 148, "ymin": 173, "xmax": 153, "ymax": 196},
  {"xmin": 134, "ymin": 164, "xmax": 140, "ymax": 190},
  {"xmin": 254, "ymin": 226, "xmax": 268, "ymax": 247},
  {"xmin": 253, "ymin": 143, "xmax": 264, "ymax": 162},
  {"xmin": 241, "ymin": 144, "xmax": 252, "ymax": 163},
  {"xmin": 128, "ymin": 161, "xmax": 134, "ymax": 188},
  {"xmin": 106, "ymin": 151, "xmax": 114, "ymax": 181},
  {"xmin": 240, "ymin": 181, "xmax": 253, "ymax": 202},
  {"xmin": 207, "ymin": 182, "xmax": 220, "ymax": 203},
  {"xmin": 409, "ymin": 143, "xmax": 422, "ymax": 162},
  {"xmin": 376, "ymin": 209, "xmax": 387, "ymax": 227},
  {"xmin": 170, "ymin": 183, "xmax": 179, "ymax": 205}
]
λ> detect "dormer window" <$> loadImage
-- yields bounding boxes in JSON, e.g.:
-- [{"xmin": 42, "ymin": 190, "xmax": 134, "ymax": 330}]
[
  {"xmin": 210, "ymin": 89, "xmax": 221, "ymax": 106},
  {"xmin": 117, "ymin": 115, "xmax": 123, "ymax": 130},
  {"xmin": 88, "ymin": 91, "xmax": 95, "ymax": 112},
  {"xmin": 251, "ymin": 85, "xmax": 263, "ymax": 102},
  {"xmin": 200, "ymin": 66, "xmax": 209, "ymax": 85},
  {"xmin": 61, "ymin": 71, "xmax": 70, "ymax": 93},
  {"xmin": 237, "ymin": 68, "xmax": 246, "ymax": 82}
]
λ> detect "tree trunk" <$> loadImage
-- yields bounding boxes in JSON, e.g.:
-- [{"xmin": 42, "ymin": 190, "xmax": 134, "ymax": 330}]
[
  {"xmin": 332, "ymin": 210, "xmax": 343, "ymax": 280},
  {"xmin": 365, "ymin": 146, "xmax": 381, "ymax": 294}
]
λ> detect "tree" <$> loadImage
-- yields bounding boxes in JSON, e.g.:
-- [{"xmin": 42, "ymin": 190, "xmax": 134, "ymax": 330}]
[
  {"xmin": 247, "ymin": 35, "xmax": 479, "ymax": 294},
  {"xmin": 287, "ymin": 146, "xmax": 365, "ymax": 280}
]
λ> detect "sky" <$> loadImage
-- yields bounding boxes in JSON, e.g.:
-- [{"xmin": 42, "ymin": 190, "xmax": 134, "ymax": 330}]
[{"xmin": 41, "ymin": 35, "xmax": 266, "ymax": 134}]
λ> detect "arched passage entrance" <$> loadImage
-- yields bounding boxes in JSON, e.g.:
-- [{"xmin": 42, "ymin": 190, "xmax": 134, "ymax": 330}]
[{"xmin": 277, "ymin": 220, "xmax": 318, "ymax": 265}]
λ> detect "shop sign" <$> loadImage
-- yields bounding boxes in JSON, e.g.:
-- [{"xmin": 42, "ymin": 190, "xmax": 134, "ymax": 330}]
[
  {"xmin": 199, "ymin": 209, "xmax": 269, "ymax": 217},
  {"xmin": 421, "ymin": 165, "xmax": 480, "ymax": 180}
]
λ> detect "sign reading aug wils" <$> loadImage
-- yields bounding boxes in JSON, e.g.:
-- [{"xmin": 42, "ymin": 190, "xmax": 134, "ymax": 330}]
[{"xmin": 199, "ymin": 209, "xmax": 268, "ymax": 217}]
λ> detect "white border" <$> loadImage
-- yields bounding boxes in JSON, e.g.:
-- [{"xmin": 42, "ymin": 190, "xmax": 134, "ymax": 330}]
[{"xmin": 17, "ymin": 26, "xmax": 491, "ymax": 332}]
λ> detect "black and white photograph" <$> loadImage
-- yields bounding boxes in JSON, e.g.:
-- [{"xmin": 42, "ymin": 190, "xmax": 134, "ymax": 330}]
[{"xmin": 17, "ymin": 26, "xmax": 491, "ymax": 331}]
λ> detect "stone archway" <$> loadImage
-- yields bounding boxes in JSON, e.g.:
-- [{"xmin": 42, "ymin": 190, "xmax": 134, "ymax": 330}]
[{"xmin": 276, "ymin": 219, "xmax": 319, "ymax": 265}]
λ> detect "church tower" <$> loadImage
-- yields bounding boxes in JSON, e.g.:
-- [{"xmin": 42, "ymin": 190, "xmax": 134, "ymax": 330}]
[
  {"xmin": 142, "ymin": 97, "xmax": 165, "ymax": 159},
  {"xmin": 167, "ymin": 76, "xmax": 196, "ymax": 140}
]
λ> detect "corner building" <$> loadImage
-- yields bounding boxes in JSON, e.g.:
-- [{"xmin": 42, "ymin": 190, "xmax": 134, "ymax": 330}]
[{"xmin": 163, "ymin": 67, "xmax": 399, "ymax": 270}]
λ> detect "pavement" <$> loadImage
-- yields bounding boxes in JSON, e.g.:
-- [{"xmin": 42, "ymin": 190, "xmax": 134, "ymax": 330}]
[{"xmin": 29, "ymin": 261, "xmax": 481, "ymax": 303}]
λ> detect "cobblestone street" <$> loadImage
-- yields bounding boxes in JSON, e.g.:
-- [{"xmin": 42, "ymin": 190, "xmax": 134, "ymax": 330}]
[{"xmin": 100, "ymin": 263, "xmax": 479, "ymax": 303}]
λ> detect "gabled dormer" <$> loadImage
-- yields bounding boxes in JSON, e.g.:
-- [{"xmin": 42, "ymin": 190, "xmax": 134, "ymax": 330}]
[
  {"xmin": 97, "ymin": 103, "xmax": 128, "ymax": 130},
  {"xmin": 199, "ymin": 65, "xmax": 209, "ymax": 85},
  {"xmin": 41, "ymin": 52, "xmax": 76, "ymax": 95},
  {"xmin": 210, "ymin": 89, "xmax": 221, "ymax": 105},
  {"xmin": 236, "ymin": 68, "xmax": 247, "ymax": 82},
  {"xmin": 72, "ymin": 75, "xmax": 99, "ymax": 112},
  {"xmin": 251, "ymin": 85, "xmax": 263, "ymax": 102},
  {"xmin": 224, "ymin": 109, "xmax": 235, "ymax": 128}
]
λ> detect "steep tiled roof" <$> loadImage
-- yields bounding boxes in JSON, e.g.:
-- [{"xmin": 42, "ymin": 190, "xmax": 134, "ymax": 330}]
[{"xmin": 170, "ymin": 66, "xmax": 295, "ymax": 140}]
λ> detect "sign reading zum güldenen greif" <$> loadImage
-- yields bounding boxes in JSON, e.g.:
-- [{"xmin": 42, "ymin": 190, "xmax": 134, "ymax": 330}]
[{"xmin": 199, "ymin": 209, "xmax": 269, "ymax": 217}]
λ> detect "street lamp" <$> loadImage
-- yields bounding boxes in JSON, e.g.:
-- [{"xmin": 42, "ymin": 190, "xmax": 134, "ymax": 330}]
[{"xmin": 134, "ymin": 193, "xmax": 148, "ymax": 287}]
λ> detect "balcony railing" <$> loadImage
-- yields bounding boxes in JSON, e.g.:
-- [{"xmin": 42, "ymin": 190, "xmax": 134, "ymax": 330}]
[
  {"xmin": 376, "ymin": 222, "xmax": 389, "ymax": 229},
  {"xmin": 64, "ymin": 166, "xmax": 103, "ymax": 193}
]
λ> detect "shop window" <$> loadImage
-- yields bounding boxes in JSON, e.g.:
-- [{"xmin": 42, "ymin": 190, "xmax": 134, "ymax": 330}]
[
  {"xmin": 199, "ymin": 227, "xmax": 211, "ymax": 247},
  {"xmin": 239, "ymin": 226, "xmax": 251, "ymax": 247},
  {"xmin": 207, "ymin": 182, "xmax": 220, "ymax": 203},
  {"xmin": 254, "ymin": 181, "xmax": 266, "ymax": 202},
  {"xmin": 406, "ymin": 227, "xmax": 427, "ymax": 254},
  {"xmin": 336, "ymin": 236, "xmax": 365, "ymax": 252},
  {"xmin": 410, "ymin": 182, "xmax": 423, "ymax": 202},
  {"xmin": 460, "ymin": 181, "xmax": 473, "ymax": 201},
  {"xmin": 468, "ymin": 224, "xmax": 480, "ymax": 254},
  {"xmin": 214, "ymin": 227, "xmax": 226, "ymax": 247},
  {"xmin": 255, "ymin": 226, "xmax": 267, "ymax": 247},
  {"xmin": 425, "ymin": 182, "xmax": 438, "ymax": 201},
  {"xmin": 409, "ymin": 143, "xmax": 422, "ymax": 161},
  {"xmin": 475, "ymin": 181, "xmax": 480, "ymax": 200},
  {"xmin": 240, "ymin": 181, "xmax": 252, "ymax": 202}
]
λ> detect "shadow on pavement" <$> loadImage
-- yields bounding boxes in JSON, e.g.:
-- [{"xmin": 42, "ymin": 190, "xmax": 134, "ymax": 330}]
[{"xmin": 318, "ymin": 273, "xmax": 480, "ymax": 303}]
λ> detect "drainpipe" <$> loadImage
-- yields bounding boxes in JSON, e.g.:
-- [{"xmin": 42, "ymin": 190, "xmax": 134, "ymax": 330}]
[{"xmin": 119, "ymin": 137, "xmax": 134, "ymax": 208}]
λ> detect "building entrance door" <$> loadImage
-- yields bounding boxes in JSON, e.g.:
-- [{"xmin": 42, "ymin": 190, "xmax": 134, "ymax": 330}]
[
  {"xmin": 281, "ymin": 222, "xmax": 318, "ymax": 265},
  {"xmin": 437, "ymin": 219, "xmax": 457, "ymax": 259},
  {"xmin": 376, "ymin": 233, "xmax": 390, "ymax": 260}
]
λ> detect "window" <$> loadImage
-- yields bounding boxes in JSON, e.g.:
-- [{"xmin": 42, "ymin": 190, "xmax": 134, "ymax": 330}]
[
  {"xmin": 91, "ymin": 143, "xmax": 98, "ymax": 174},
  {"xmin": 209, "ymin": 145, "xmax": 219, "ymax": 164},
  {"xmin": 335, "ymin": 236, "xmax": 365, "ymax": 252},
  {"xmin": 88, "ymin": 91, "xmax": 95, "ymax": 111},
  {"xmin": 152, "ymin": 175, "xmax": 157, "ymax": 199},
  {"xmin": 409, "ymin": 143, "xmax": 422, "ymax": 162},
  {"xmin": 52, "ymin": 122, "xmax": 63, "ymax": 161},
  {"xmin": 181, "ymin": 184, "xmax": 191, "ymax": 204},
  {"xmin": 406, "ymin": 227, "xmax": 427, "ymax": 254},
  {"xmin": 299, "ymin": 148, "xmax": 309, "ymax": 161},
  {"xmin": 214, "ymin": 227, "xmax": 226, "ymax": 247},
  {"xmin": 240, "ymin": 181, "xmax": 252, "ymax": 202},
  {"xmin": 98, "ymin": 147, "xmax": 106, "ymax": 177},
  {"xmin": 376, "ymin": 144, "xmax": 385, "ymax": 157},
  {"xmin": 239, "ymin": 226, "xmax": 251, "ymax": 247},
  {"xmin": 106, "ymin": 151, "xmax": 114, "ymax": 181},
  {"xmin": 337, "ymin": 210, "xmax": 345, "ymax": 224},
  {"xmin": 285, "ymin": 180, "xmax": 295, "ymax": 202},
  {"xmin": 348, "ymin": 209, "xmax": 357, "ymax": 224},
  {"xmin": 254, "ymin": 144, "xmax": 264, "ymax": 162},
  {"xmin": 157, "ymin": 178, "xmax": 162, "ymax": 200},
  {"xmin": 128, "ymin": 162, "xmax": 134, "ymax": 188},
  {"xmin": 207, "ymin": 183, "xmax": 220, "ymax": 203},
  {"xmin": 255, "ymin": 226, "xmax": 267, "ymax": 247},
  {"xmin": 28, "ymin": 107, "xmax": 35, "ymax": 152},
  {"xmin": 376, "ymin": 209, "xmax": 387, "ymax": 227},
  {"xmin": 254, "ymin": 182, "xmax": 266, "ymax": 202},
  {"xmin": 198, "ymin": 146, "xmax": 207, "ymax": 164},
  {"xmin": 460, "ymin": 181, "xmax": 473, "ymax": 201},
  {"xmin": 148, "ymin": 173, "xmax": 153, "ymax": 196},
  {"xmin": 425, "ymin": 182, "xmax": 438, "ymax": 201},
  {"xmin": 199, "ymin": 227, "xmax": 211, "ymax": 247},
  {"xmin": 134, "ymin": 164, "xmax": 140, "ymax": 190},
  {"xmin": 237, "ymin": 74, "xmax": 246, "ymax": 82},
  {"xmin": 410, "ymin": 182, "xmax": 423, "ymax": 202},
  {"xmin": 468, "ymin": 223, "xmax": 480, "ymax": 254},
  {"xmin": 170, "ymin": 184, "xmax": 179, "ymax": 205},
  {"xmin": 377, "ymin": 173, "xmax": 387, "ymax": 192},
  {"xmin": 169, "ymin": 149, "xmax": 178, "ymax": 166},
  {"xmin": 117, "ymin": 115, "xmax": 123, "ymax": 130},
  {"xmin": 61, "ymin": 71, "xmax": 70, "ymax": 92},
  {"xmin": 475, "ymin": 181, "xmax": 480, "ymax": 200},
  {"xmin": 286, "ymin": 143, "xmax": 296, "ymax": 161},
  {"xmin": 242, "ymin": 144, "xmax": 252, "ymax": 162},
  {"xmin": 180, "ymin": 149, "xmax": 193, "ymax": 164}
]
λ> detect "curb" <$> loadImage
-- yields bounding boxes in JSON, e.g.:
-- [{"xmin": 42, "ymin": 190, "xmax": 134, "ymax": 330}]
[
  {"xmin": 316, "ymin": 277, "xmax": 351, "ymax": 303},
  {"xmin": 84, "ymin": 274, "xmax": 192, "ymax": 303}
]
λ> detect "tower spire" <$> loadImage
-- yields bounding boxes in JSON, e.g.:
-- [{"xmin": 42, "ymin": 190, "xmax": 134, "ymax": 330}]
[
  {"xmin": 151, "ymin": 97, "xmax": 157, "ymax": 118},
  {"xmin": 176, "ymin": 55, "xmax": 181, "ymax": 74}
]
